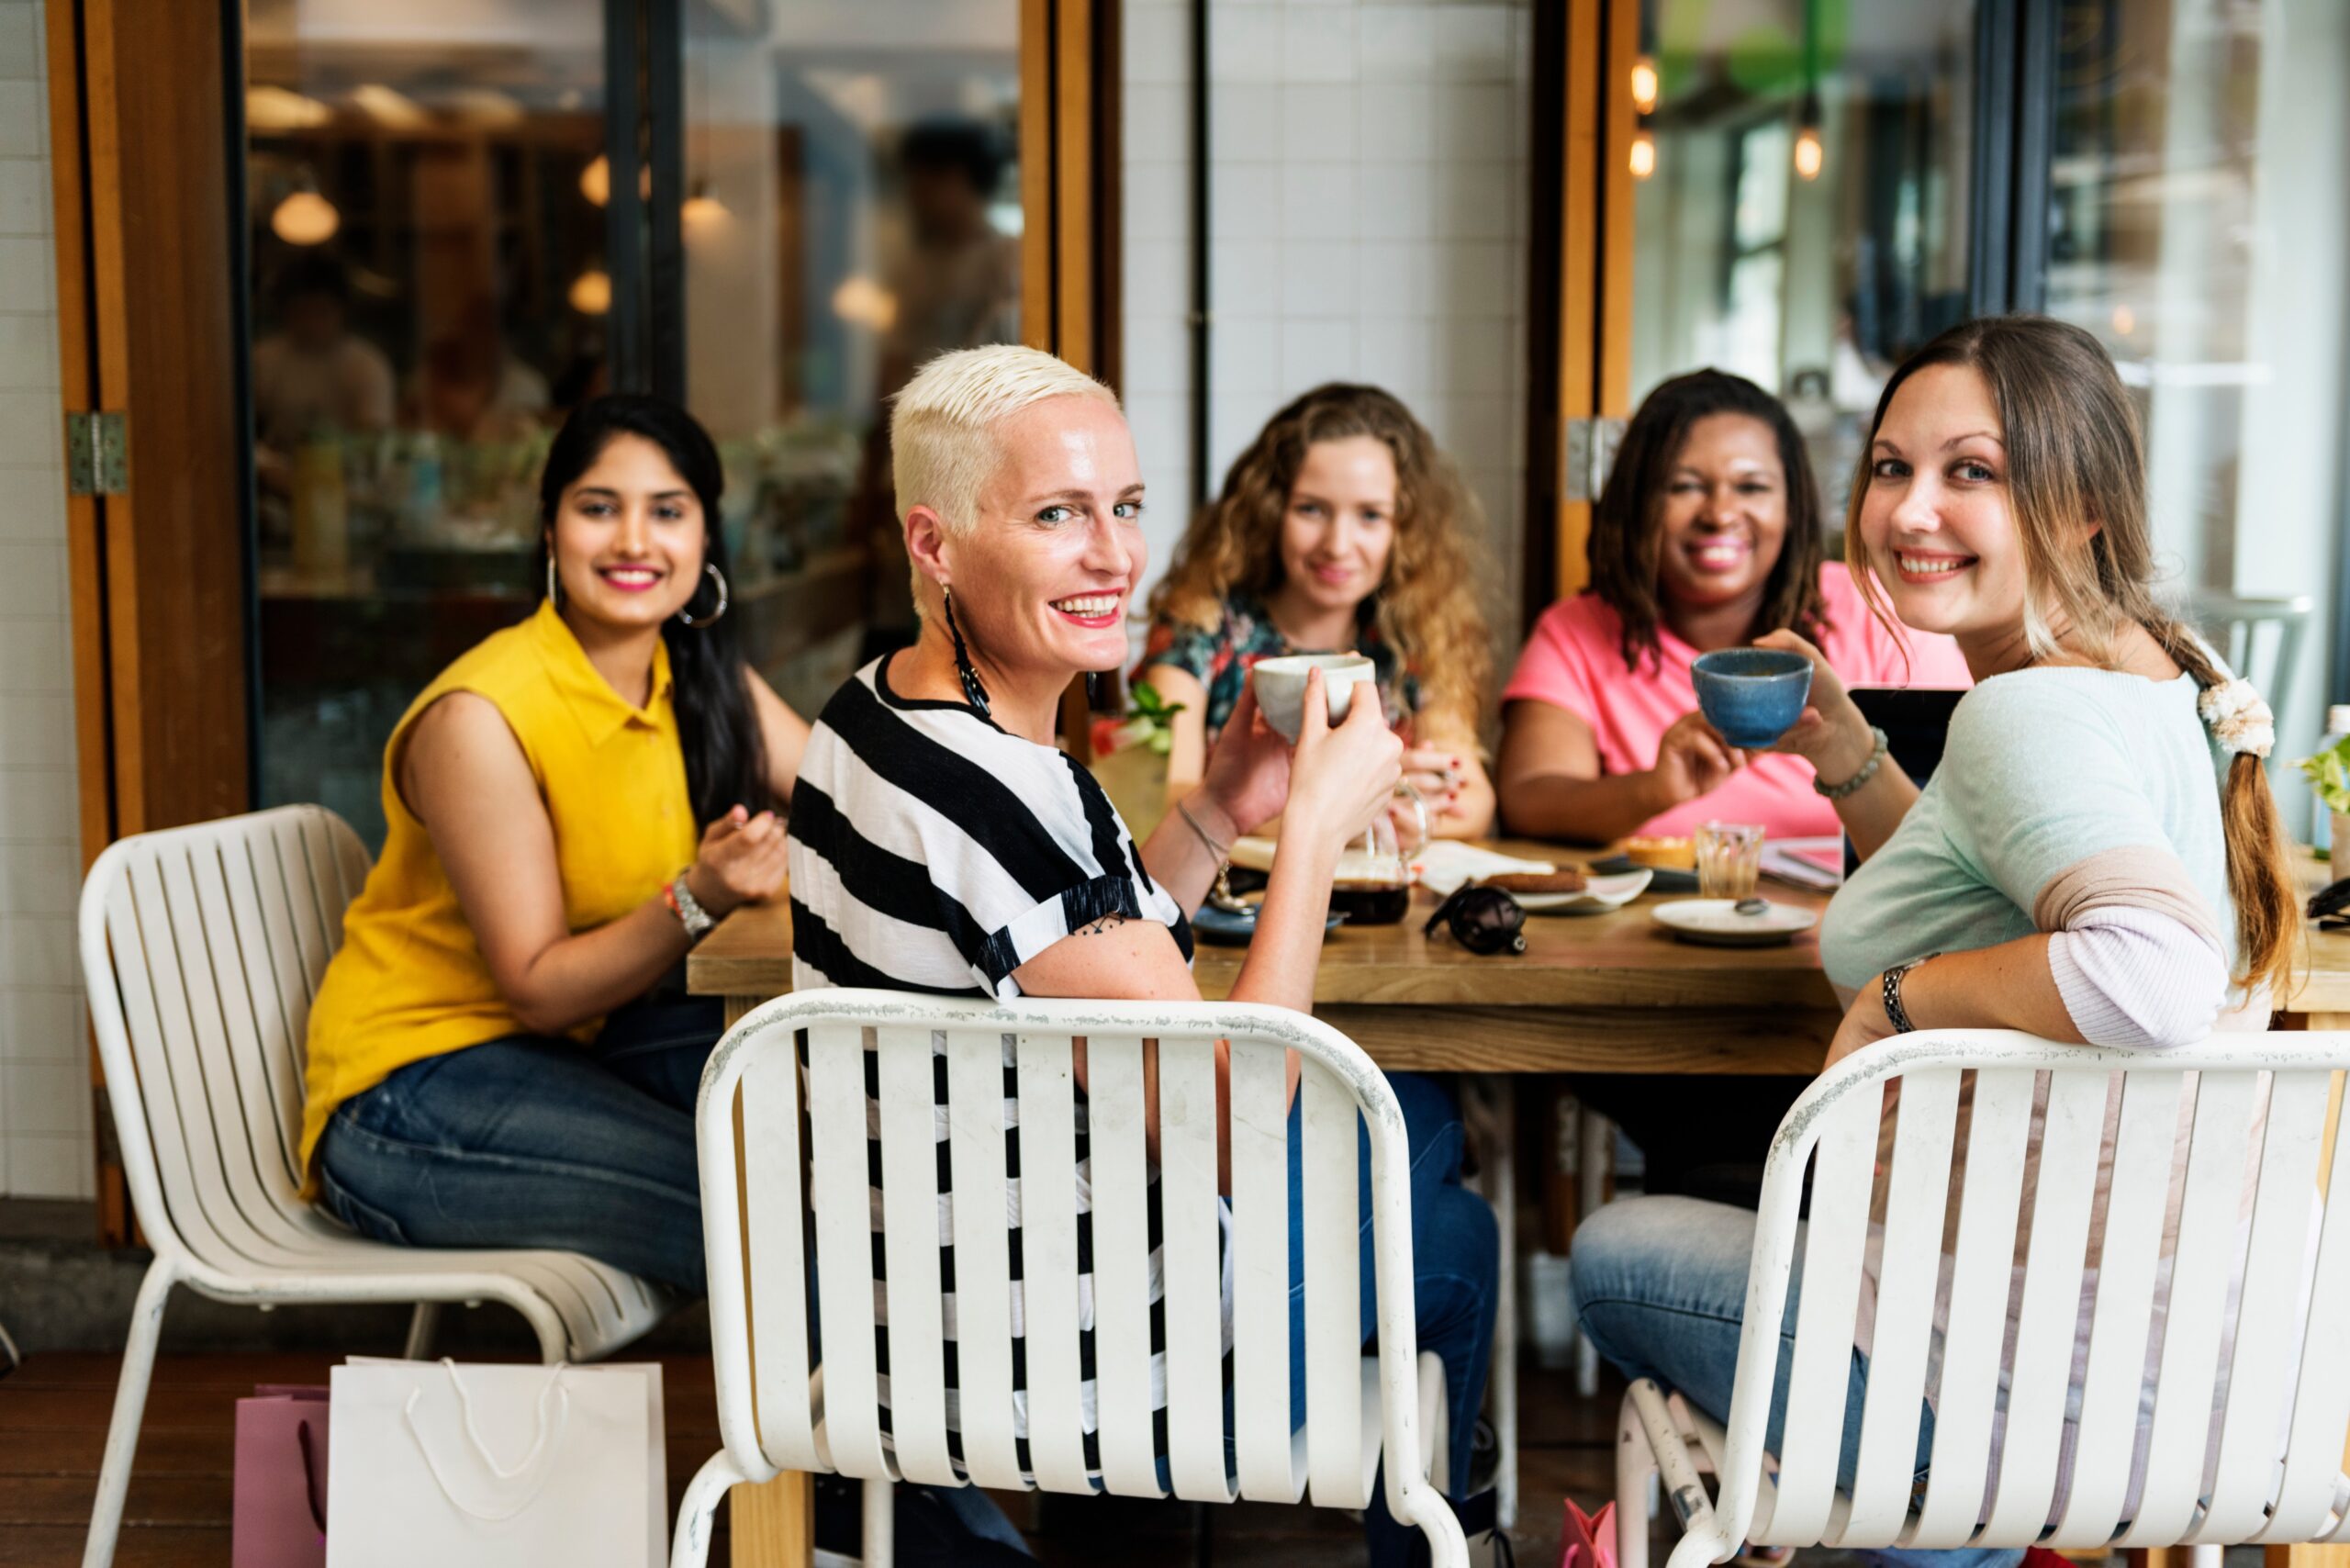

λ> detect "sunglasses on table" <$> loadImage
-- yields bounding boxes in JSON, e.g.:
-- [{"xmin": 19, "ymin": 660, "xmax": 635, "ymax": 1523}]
[{"xmin": 1422, "ymin": 885, "xmax": 1527, "ymax": 956}]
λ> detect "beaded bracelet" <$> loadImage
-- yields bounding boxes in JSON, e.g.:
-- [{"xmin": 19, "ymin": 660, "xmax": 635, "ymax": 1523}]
[{"xmin": 1813, "ymin": 725, "xmax": 1889, "ymax": 801}]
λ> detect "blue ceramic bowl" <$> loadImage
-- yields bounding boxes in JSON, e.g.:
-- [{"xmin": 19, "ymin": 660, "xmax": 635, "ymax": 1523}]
[{"xmin": 1691, "ymin": 648, "xmax": 1815, "ymax": 748}]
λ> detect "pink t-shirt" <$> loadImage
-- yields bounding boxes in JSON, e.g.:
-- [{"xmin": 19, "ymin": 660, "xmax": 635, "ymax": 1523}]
[{"xmin": 1502, "ymin": 563, "xmax": 1974, "ymax": 840}]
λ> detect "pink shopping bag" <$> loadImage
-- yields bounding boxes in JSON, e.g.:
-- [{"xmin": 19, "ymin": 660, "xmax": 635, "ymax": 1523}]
[
  {"xmin": 233, "ymin": 1385, "xmax": 330, "ymax": 1568},
  {"xmin": 1559, "ymin": 1497, "xmax": 1617, "ymax": 1568}
]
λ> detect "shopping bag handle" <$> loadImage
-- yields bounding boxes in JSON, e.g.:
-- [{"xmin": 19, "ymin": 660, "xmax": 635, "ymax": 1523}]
[{"xmin": 399, "ymin": 1360, "xmax": 572, "ymax": 1523}]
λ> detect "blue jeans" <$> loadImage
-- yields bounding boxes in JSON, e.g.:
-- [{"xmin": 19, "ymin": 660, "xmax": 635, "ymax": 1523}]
[
  {"xmin": 1313, "ymin": 1070, "xmax": 1499, "ymax": 1567},
  {"xmin": 1570, "ymin": 1195, "xmax": 2018, "ymax": 1568},
  {"xmin": 316, "ymin": 996, "xmax": 723, "ymax": 1292}
]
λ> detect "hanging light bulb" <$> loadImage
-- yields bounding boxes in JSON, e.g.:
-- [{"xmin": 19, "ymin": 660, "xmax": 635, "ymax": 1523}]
[
  {"xmin": 1629, "ymin": 55, "xmax": 1659, "ymax": 116},
  {"xmin": 1794, "ymin": 90, "xmax": 1824, "ymax": 181},
  {"xmin": 580, "ymin": 153, "xmax": 610, "ymax": 207},
  {"xmin": 568, "ymin": 266, "xmax": 612, "ymax": 315},
  {"xmin": 681, "ymin": 178, "xmax": 728, "ymax": 228},
  {"xmin": 1629, "ymin": 129, "xmax": 1657, "ymax": 181},
  {"xmin": 271, "ymin": 180, "xmax": 340, "ymax": 246}
]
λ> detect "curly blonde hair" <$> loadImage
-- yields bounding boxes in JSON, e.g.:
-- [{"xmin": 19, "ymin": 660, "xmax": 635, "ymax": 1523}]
[{"xmin": 1146, "ymin": 384, "xmax": 1492, "ymax": 728}]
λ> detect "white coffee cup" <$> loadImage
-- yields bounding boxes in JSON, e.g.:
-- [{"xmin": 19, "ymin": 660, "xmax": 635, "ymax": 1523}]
[{"xmin": 1251, "ymin": 653, "xmax": 1377, "ymax": 743}]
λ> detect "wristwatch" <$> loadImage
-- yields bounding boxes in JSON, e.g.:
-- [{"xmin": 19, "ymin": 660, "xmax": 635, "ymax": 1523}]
[
  {"xmin": 666, "ymin": 869, "xmax": 715, "ymax": 942},
  {"xmin": 1881, "ymin": 953, "xmax": 1939, "ymax": 1034}
]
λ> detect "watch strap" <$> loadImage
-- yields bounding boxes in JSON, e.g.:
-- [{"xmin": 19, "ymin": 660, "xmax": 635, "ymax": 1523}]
[
  {"xmin": 1881, "ymin": 953, "xmax": 1939, "ymax": 1034},
  {"xmin": 667, "ymin": 870, "xmax": 715, "ymax": 941}
]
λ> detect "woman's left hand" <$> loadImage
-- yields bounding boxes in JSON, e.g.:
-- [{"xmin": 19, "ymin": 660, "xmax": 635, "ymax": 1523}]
[
  {"xmin": 1199, "ymin": 678, "xmax": 1292, "ymax": 836},
  {"xmin": 1824, "ymin": 976, "xmax": 1897, "ymax": 1072}
]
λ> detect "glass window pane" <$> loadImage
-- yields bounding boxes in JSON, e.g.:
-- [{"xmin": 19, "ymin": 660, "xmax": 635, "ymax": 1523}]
[
  {"xmin": 244, "ymin": 0, "xmax": 610, "ymax": 847},
  {"xmin": 2044, "ymin": 0, "xmax": 2349, "ymax": 804},
  {"xmin": 1630, "ymin": 1, "xmax": 1976, "ymax": 524},
  {"xmin": 679, "ymin": 2, "xmax": 1024, "ymax": 718}
]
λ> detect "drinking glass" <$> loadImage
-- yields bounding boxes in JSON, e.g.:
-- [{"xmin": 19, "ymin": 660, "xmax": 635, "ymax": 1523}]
[{"xmin": 1695, "ymin": 821, "xmax": 1765, "ymax": 900}]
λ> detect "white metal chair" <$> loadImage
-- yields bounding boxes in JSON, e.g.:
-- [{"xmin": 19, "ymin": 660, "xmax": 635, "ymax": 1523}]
[
  {"xmin": 1615, "ymin": 1028, "xmax": 2350, "ymax": 1568},
  {"xmin": 76, "ymin": 804, "xmax": 670, "ymax": 1568},
  {"xmin": 672, "ymin": 989, "xmax": 1465, "ymax": 1568}
]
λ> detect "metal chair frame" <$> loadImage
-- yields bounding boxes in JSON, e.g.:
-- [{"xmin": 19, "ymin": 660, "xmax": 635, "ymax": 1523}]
[
  {"xmin": 1616, "ymin": 1028, "xmax": 2350, "ymax": 1568},
  {"xmin": 673, "ymin": 988, "xmax": 1464, "ymax": 1568},
  {"xmin": 75, "ymin": 805, "xmax": 669, "ymax": 1568}
]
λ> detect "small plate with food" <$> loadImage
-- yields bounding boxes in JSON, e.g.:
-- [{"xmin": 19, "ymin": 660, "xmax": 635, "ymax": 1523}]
[{"xmin": 1475, "ymin": 865, "xmax": 1654, "ymax": 914}]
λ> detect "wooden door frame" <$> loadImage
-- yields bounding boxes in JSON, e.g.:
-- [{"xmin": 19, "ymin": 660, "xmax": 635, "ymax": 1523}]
[
  {"xmin": 1524, "ymin": 0, "xmax": 1637, "ymax": 622},
  {"xmin": 50, "ymin": 0, "xmax": 252, "ymax": 1245},
  {"xmin": 1021, "ymin": 0, "xmax": 1123, "ymax": 759}
]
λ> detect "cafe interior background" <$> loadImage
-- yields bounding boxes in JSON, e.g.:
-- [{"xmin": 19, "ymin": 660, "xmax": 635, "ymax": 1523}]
[{"xmin": 2, "ymin": 0, "xmax": 2347, "ymax": 1249}]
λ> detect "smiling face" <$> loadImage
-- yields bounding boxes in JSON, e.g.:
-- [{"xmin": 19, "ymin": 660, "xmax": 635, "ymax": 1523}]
[
  {"xmin": 1855, "ymin": 363, "xmax": 2031, "ymax": 644},
  {"xmin": 1277, "ymin": 436, "xmax": 1398, "ymax": 619},
  {"xmin": 547, "ymin": 432, "xmax": 708, "ymax": 632},
  {"xmin": 1651, "ymin": 412, "xmax": 1789, "ymax": 616},
  {"xmin": 937, "ymin": 394, "xmax": 1146, "ymax": 679}
]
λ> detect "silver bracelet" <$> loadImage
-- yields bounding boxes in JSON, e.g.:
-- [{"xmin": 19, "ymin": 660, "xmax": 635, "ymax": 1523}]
[
  {"xmin": 1814, "ymin": 725, "xmax": 1889, "ymax": 801},
  {"xmin": 668, "ymin": 869, "xmax": 715, "ymax": 942},
  {"xmin": 1175, "ymin": 795, "xmax": 1230, "ymax": 862}
]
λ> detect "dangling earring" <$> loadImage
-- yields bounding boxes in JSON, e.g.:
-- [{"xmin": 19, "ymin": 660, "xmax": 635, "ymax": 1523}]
[
  {"xmin": 677, "ymin": 562, "xmax": 729, "ymax": 627},
  {"xmin": 942, "ymin": 586, "xmax": 990, "ymax": 717},
  {"xmin": 544, "ymin": 552, "xmax": 559, "ymax": 605}
]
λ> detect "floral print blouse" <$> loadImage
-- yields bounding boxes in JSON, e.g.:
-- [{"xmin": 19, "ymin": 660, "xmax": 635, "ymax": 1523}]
[{"xmin": 1136, "ymin": 593, "xmax": 1422, "ymax": 745}]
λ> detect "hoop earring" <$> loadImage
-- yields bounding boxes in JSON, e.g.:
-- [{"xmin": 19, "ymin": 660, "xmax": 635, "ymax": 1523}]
[
  {"xmin": 544, "ymin": 554, "xmax": 559, "ymax": 605},
  {"xmin": 942, "ymin": 586, "xmax": 990, "ymax": 717},
  {"xmin": 677, "ymin": 562, "xmax": 729, "ymax": 627}
]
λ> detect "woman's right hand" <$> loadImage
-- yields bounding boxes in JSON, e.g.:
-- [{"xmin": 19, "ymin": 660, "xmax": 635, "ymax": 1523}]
[
  {"xmin": 685, "ymin": 805, "xmax": 789, "ymax": 916},
  {"xmin": 1283, "ymin": 668, "xmax": 1404, "ymax": 853},
  {"xmin": 1649, "ymin": 709, "xmax": 1747, "ymax": 807},
  {"xmin": 1751, "ymin": 628, "xmax": 1877, "ymax": 784}
]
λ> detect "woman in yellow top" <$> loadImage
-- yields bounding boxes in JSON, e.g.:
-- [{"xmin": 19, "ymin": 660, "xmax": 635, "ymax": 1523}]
[{"xmin": 302, "ymin": 396, "xmax": 809, "ymax": 1292}]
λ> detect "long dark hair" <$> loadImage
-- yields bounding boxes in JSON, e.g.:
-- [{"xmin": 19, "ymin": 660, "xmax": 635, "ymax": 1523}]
[
  {"xmin": 534, "ymin": 395, "xmax": 772, "ymax": 828},
  {"xmin": 1586, "ymin": 369, "xmax": 1829, "ymax": 672}
]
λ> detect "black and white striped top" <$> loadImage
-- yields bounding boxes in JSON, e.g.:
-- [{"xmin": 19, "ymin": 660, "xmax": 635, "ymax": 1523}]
[{"xmin": 787, "ymin": 655, "xmax": 1210, "ymax": 1482}]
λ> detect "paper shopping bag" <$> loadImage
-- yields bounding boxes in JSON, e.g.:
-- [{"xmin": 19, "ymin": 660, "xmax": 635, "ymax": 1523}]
[
  {"xmin": 233, "ymin": 1385, "xmax": 330, "ymax": 1568},
  {"xmin": 325, "ymin": 1358, "xmax": 666, "ymax": 1568}
]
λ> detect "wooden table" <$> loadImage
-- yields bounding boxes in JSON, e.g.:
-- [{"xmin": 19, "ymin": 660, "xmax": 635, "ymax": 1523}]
[{"xmin": 688, "ymin": 849, "xmax": 2350, "ymax": 1568}]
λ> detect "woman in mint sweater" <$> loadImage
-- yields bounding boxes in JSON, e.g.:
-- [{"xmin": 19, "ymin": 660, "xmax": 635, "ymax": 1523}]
[{"xmin": 1568, "ymin": 315, "xmax": 2300, "ymax": 1565}]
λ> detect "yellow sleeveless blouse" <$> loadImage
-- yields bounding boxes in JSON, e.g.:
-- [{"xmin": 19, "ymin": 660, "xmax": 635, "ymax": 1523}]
[{"xmin": 298, "ymin": 600, "xmax": 699, "ymax": 1179}]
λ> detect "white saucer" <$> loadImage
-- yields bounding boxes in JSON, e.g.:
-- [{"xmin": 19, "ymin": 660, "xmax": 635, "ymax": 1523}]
[
  {"xmin": 1651, "ymin": 898, "xmax": 1819, "ymax": 946},
  {"xmin": 1516, "ymin": 868, "xmax": 1653, "ymax": 914}
]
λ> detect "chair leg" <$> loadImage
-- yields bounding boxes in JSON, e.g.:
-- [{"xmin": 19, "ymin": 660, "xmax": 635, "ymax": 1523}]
[
  {"xmin": 1615, "ymin": 1387, "xmax": 1655, "ymax": 1568},
  {"xmin": 82, "ymin": 1261, "xmax": 173, "ymax": 1568},
  {"xmin": 862, "ymin": 1475, "xmax": 893, "ymax": 1568},
  {"xmin": 669, "ymin": 1450, "xmax": 748, "ymax": 1568},
  {"xmin": 404, "ymin": 1302, "xmax": 442, "ymax": 1360},
  {"xmin": 1576, "ymin": 1105, "xmax": 1609, "ymax": 1400},
  {"xmin": 1402, "ymin": 1485, "xmax": 1473, "ymax": 1568}
]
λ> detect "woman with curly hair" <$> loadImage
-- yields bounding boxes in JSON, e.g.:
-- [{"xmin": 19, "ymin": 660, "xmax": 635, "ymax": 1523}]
[
  {"xmin": 1497, "ymin": 369, "xmax": 1969, "ymax": 845},
  {"xmin": 1136, "ymin": 384, "xmax": 1497, "ymax": 838}
]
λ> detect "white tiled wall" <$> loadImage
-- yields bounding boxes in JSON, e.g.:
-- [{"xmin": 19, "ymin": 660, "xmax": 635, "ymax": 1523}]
[
  {"xmin": 0, "ymin": 0, "xmax": 91, "ymax": 1202},
  {"xmin": 1123, "ymin": 0, "xmax": 1534, "ymax": 664}
]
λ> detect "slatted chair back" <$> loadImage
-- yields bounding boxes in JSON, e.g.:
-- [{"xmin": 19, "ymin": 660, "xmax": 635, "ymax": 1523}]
[
  {"xmin": 79, "ymin": 803, "xmax": 374, "ymax": 1274},
  {"xmin": 696, "ymin": 989, "xmax": 1459, "ymax": 1543},
  {"xmin": 1678, "ymin": 1029, "xmax": 2350, "ymax": 1563}
]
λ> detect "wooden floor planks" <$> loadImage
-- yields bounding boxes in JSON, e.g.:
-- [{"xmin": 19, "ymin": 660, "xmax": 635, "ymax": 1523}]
[{"xmin": 0, "ymin": 1351, "xmax": 1622, "ymax": 1566}]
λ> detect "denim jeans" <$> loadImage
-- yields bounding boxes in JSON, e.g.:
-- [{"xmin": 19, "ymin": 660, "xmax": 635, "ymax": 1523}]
[
  {"xmin": 1570, "ymin": 1194, "xmax": 2019, "ymax": 1568},
  {"xmin": 316, "ymin": 995, "xmax": 724, "ymax": 1292}
]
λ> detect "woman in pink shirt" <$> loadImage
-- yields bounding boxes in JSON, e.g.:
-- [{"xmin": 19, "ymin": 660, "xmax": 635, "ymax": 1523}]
[{"xmin": 1497, "ymin": 369, "xmax": 1968, "ymax": 844}]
